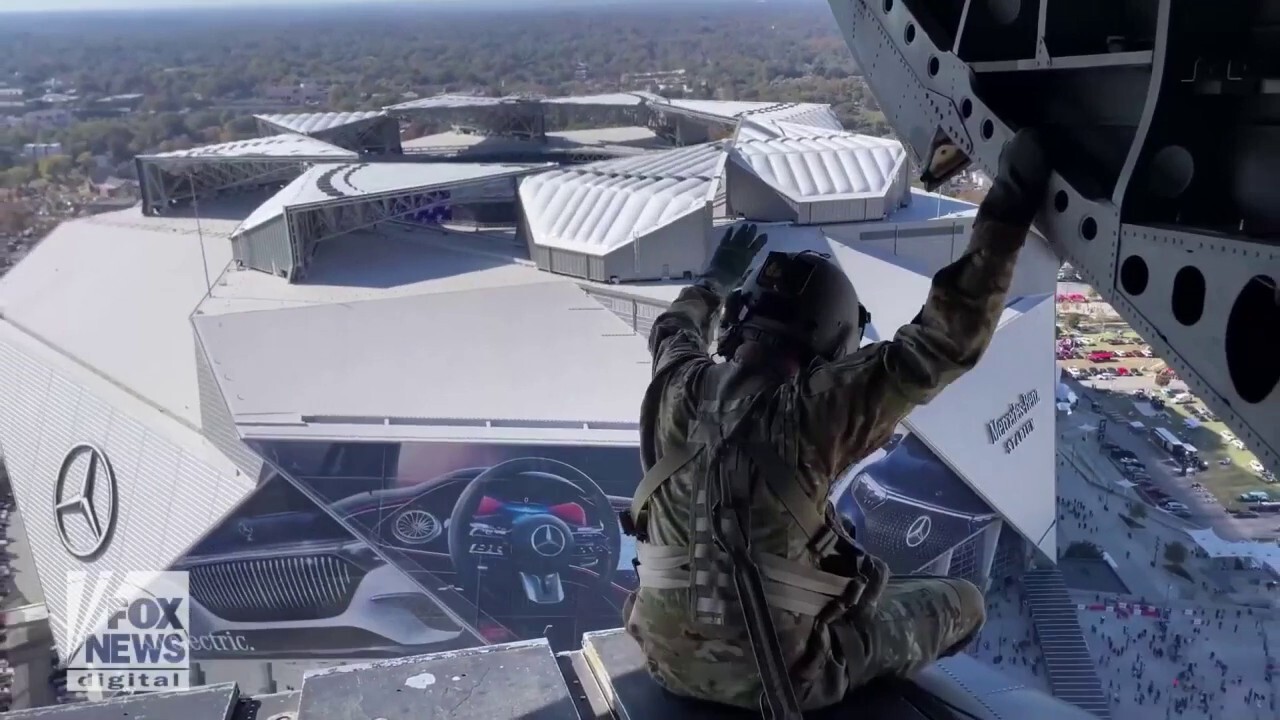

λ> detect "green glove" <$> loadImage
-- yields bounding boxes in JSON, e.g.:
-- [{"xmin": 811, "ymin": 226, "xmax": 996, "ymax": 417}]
[
  {"xmin": 980, "ymin": 129, "xmax": 1050, "ymax": 227},
  {"xmin": 703, "ymin": 223, "xmax": 768, "ymax": 293}
]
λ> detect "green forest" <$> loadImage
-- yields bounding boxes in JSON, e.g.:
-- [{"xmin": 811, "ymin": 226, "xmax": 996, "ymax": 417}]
[{"xmin": 0, "ymin": 0, "xmax": 888, "ymax": 178}]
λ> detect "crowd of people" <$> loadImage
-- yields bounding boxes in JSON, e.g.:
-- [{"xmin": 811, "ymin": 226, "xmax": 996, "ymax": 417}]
[
  {"xmin": 966, "ymin": 585, "xmax": 1050, "ymax": 692},
  {"xmin": 1088, "ymin": 605, "xmax": 1276, "ymax": 719},
  {"xmin": 0, "ymin": 489, "xmax": 13, "ymax": 712},
  {"xmin": 997, "ymin": 432, "xmax": 1280, "ymax": 720}
]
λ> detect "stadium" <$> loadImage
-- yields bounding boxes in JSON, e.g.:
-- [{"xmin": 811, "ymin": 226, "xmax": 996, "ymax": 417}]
[{"xmin": 0, "ymin": 92, "xmax": 1061, "ymax": 688}]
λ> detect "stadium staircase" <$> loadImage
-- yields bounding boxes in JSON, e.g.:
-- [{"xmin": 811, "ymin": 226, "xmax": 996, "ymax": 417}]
[{"xmin": 1023, "ymin": 567, "xmax": 1113, "ymax": 718}]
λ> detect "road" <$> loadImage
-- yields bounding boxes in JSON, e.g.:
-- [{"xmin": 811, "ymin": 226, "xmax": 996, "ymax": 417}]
[{"xmin": 1062, "ymin": 375, "xmax": 1277, "ymax": 542}]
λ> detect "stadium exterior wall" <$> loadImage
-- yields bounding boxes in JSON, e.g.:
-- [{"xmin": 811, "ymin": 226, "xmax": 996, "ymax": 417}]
[
  {"xmin": 1, "ymin": 292, "xmax": 1054, "ymax": 668},
  {"xmin": 232, "ymin": 216, "xmax": 293, "ymax": 279},
  {"xmin": 601, "ymin": 205, "xmax": 711, "ymax": 282},
  {"xmin": 194, "ymin": 338, "xmax": 264, "ymax": 479},
  {"xmin": 0, "ymin": 332, "xmax": 254, "ymax": 660},
  {"xmin": 841, "ymin": 222, "xmax": 1061, "ymax": 299},
  {"xmin": 903, "ymin": 294, "xmax": 1059, "ymax": 559},
  {"xmin": 724, "ymin": 161, "xmax": 797, "ymax": 222}
]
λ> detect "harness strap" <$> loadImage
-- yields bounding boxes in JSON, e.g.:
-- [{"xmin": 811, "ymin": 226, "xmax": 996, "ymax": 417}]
[
  {"xmin": 634, "ymin": 543, "xmax": 865, "ymax": 618},
  {"xmin": 624, "ymin": 444, "xmax": 703, "ymax": 538},
  {"xmin": 741, "ymin": 443, "xmax": 838, "ymax": 554}
]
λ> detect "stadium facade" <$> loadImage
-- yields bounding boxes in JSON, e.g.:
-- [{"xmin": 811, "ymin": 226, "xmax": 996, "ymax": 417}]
[{"xmin": 0, "ymin": 93, "xmax": 1060, "ymax": 677}]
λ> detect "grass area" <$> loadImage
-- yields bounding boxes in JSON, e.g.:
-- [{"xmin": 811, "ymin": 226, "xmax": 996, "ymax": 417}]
[
  {"xmin": 1157, "ymin": 400, "xmax": 1271, "ymax": 509},
  {"xmin": 1060, "ymin": 325, "xmax": 1274, "ymax": 508}
]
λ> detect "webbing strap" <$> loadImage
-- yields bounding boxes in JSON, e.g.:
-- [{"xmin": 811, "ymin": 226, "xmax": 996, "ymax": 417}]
[
  {"xmin": 741, "ymin": 443, "xmax": 834, "ymax": 552},
  {"xmin": 756, "ymin": 553, "xmax": 855, "ymax": 597},
  {"xmin": 629, "ymin": 444, "xmax": 703, "ymax": 528},
  {"xmin": 634, "ymin": 543, "xmax": 686, "ymax": 570},
  {"xmin": 634, "ymin": 543, "xmax": 859, "ymax": 620}
]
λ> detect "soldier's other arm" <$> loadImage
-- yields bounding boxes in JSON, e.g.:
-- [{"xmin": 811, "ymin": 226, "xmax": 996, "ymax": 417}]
[{"xmin": 795, "ymin": 131, "xmax": 1049, "ymax": 479}]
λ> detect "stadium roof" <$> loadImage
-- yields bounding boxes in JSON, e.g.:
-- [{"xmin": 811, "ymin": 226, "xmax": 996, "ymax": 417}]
[
  {"xmin": 0, "ymin": 84, "xmax": 1066, "ymax": 682},
  {"xmin": 403, "ymin": 126, "xmax": 665, "ymax": 159},
  {"xmin": 729, "ymin": 131, "xmax": 907, "ymax": 203},
  {"xmin": 254, "ymin": 111, "xmax": 388, "ymax": 135},
  {"xmin": 193, "ymin": 279, "xmax": 652, "ymax": 429},
  {"xmin": 197, "ymin": 227, "xmax": 551, "ymax": 316},
  {"xmin": 235, "ymin": 161, "xmax": 543, "ymax": 234},
  {"xmin": 385, "ymin": 93, "xmax": 516, "ymax": 111},
  {"xmin": 0, "ymin": 208, "xmax": 239, "ymax": 430},
  {"xmin": 649, "ymin": 98, "xmax": 843, "ymax": 129},
  {"xmin": 519, "ymin": 143, "xmax": 724, "ymax": 255},
  {"xmin": 137, "ymin": 133, "xmax": 356, "ymax": 162},
  {"xmin": 387, "ymin": 92, "xmax": 653, "ymax": 112},
  {"xmin": 0, "ymin": 175, "xmax": 1017, "ymax": 446},
  {"xmin": 542, "ymin": 92, "xmax": 646, "ymax": 107}
]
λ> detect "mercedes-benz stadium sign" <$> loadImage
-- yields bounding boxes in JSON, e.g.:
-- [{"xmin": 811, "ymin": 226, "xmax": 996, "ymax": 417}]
[
  {"xmin": 986, "ymin": 390, "xmax": 1040, "ymax": 454},
  {"xmin": 53, "ymin": 443, "xmax": 119, "ymax": 560}
]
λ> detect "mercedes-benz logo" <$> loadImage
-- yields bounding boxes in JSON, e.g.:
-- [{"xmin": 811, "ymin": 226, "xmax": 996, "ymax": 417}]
[
  {"xmin": 531, "ymin": 524, "xmax": 567, "ymax": 558},
  {"xmin": 238, "ymin": 520, "xmax": 254, "ymax": 543},
  {"xmin": 905, "ymin": 515, "xmax": 931, "ymax": 548},
  {"xmin": 53, "ymin": 443, "xmax": 119, "ymax": 561}
]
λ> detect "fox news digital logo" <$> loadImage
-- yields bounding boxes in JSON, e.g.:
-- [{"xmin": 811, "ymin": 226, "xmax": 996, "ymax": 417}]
[{"xmin": 66, "ymin": 571, "xmax": 190, "ymax": 692}]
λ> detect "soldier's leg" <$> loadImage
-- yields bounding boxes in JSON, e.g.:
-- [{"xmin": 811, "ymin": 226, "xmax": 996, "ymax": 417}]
[{"xmin": 833, "ymin": 575, "xmax": 986, "ymax": 686}]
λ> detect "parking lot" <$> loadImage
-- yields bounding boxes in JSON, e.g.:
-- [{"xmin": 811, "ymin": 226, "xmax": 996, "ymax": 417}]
[{"xmin": 1057, "ymin": 317, "xmax": 1278, "ymax": 541}]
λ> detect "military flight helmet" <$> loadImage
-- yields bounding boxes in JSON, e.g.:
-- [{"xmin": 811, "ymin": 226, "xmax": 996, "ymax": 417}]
[{"xmin": 717, "ymin": 250, "xmax": 871, "ymax": 363}]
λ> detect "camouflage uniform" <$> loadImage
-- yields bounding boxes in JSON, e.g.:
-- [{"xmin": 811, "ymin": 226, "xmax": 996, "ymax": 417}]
[{"xmin": 623, "ymin": 209, "xmax": 1032, "ymax": 712}]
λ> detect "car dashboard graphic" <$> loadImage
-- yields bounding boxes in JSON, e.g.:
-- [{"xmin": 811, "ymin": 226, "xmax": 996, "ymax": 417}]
[{"xmin": 467, "ymin": 495, "xmax": 612, "ymax": 605}]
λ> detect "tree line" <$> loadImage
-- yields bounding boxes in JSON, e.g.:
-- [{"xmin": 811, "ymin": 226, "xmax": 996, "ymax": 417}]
[{"xmin": 0, "ymin": 0, "xmax": 888, "ymax": 182}]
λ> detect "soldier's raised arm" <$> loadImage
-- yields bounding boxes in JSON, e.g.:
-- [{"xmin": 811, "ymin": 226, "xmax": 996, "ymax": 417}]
[
  {"xmin": 646, "ymin": 224, "xmax": 768, "ymax": 375},
  {"xmin": 640, "ymin": 224, "xmax": 768, "ymax": 467},
  {"xmin": 795, "ymin": 131, "xmax": 1050, "ymax": 478}
]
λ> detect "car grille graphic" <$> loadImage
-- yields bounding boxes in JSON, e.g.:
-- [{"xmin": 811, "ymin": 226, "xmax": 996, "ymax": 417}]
[{"xmin": 189, "ymin": 554, "xmax": 366, "ymax": 623}]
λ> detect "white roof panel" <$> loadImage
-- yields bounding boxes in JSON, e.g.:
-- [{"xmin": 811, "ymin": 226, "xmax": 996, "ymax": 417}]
[
  {"xmin": 194, "ymin": 280, "xmax": 651, "ymax": 427},
  {"xmin": 743, "ymin": 104, "xmax": 844, "ymax": 130},
  {"xmin": 0, "ymin": 209, "xmax": 237, "ymax": 427},
  {"xmin": 386, "ymin": 94, "xmax": 509, "ymax": 110},
  {"xmin": 736, "ymin": 118, "xmax": 850, "ymax": 142},
  {"xmin": 657, "ymin": 98, "xmax": 778, "ymax": 120},
  {"xmin": 520, "ymin": 169, "xmax": 712, "ymax": 255},
  {"xmin": 254, "ymin": 111, "xmax": 385, "ymax": 135},
  {"xmin": 402, "ymin": 132, "xmax": 542, "ymax": 155},
  {"xmin": 731, "ymin": 132, "xmax": 906, "ymax": 202},
  {"xmin": 520, "ymin": 143, "xmax": 724, "ymax": 255},
  {"xmin": 234, "ymin": 162, "xmax": 543, "ymax": 235},
  {"xmin": 543, "ymin": 93, "xmax": 646, "ymax": 107},
  {"xmin": 139, "ymin": 133, "xmax": 357, "ymax": 161},
  {"xmin": 200, "ymin": 226, "xmax": 550, "ymax": 316},
  {"xmin": 586, "ymin": 141, "xmax": 726, "ymax": 180},
  {"xmin": 547, "ymin": 126, "xmax": 667, "ymax": 149}
]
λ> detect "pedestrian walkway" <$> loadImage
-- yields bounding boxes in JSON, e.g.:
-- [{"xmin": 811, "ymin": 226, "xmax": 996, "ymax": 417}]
[{"xmin": 1024, "ymin": 567, "xmax": 1113, "ymax": 718}]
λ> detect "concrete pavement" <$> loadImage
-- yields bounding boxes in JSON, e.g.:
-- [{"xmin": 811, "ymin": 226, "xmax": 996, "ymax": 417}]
[
  {"xmin": 1055, "ymin": 441, "xmax": 1280, "ymax": 719},
  {"xmin": 1056, "ymin": 453, "xmax": 1195, "ymax": 602}
]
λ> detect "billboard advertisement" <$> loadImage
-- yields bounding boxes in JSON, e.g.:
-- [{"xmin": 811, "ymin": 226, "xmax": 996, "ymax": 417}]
[
  {"xmin": 176, "ymin": 441, "xmax": 640, "ymax": 659},
  {"xmin": 173, "ymin": 435, "xmax": 1003, "ymax": 660},
  {"xmin": 831, "ymin": 426, "xmax": 999, "ymax": 574}
]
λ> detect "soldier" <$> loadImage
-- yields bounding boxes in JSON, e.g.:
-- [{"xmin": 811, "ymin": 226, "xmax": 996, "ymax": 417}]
[{"xmin": 621, "ymin": 131, "xmax": 1051, "ymax": 716}]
